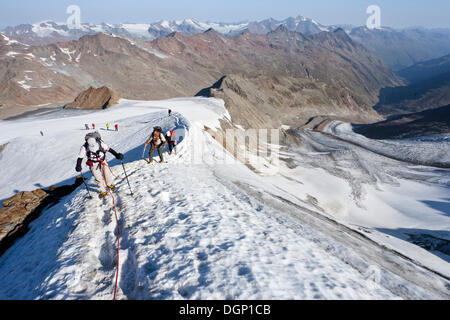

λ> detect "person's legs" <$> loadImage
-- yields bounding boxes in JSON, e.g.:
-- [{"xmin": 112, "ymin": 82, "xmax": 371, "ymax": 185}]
[
  {"xmin": 149, "ymin": 143, "xmax": 156, "ymax": 162},
  {"xmin": 102, "ymin": 161, "xmax": 115, "ymax": 188},
  {"xmin": 90, "ymin": 163, "xmax": 107, "ymax": 193},
  {"xmin": 158, "ymin": 144, "xmax": 164, "ymax": 162}
]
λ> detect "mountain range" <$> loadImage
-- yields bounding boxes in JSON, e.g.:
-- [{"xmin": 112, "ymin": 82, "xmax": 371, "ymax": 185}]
[
  {"xmin": 1, "ymin": 16, "xmax": 331, "ymax": 44},
  {"xmin": 0, "ymin": 26, "xmax": 400, "ymax": 125},
  {"xmin": 3, "ymin": 16, "xmax": 450, "ymax": 71}
]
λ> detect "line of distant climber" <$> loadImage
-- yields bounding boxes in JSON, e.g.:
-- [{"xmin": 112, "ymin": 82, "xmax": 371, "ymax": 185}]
[{"xmin": 85, "ymin": 123, "xmax": 119, "ymax": 131}]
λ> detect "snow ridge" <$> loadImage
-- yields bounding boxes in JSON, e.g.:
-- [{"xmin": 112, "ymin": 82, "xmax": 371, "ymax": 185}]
[{"xmin": 0, "ymin": 98, "xmax": 448, "ymax": 300}]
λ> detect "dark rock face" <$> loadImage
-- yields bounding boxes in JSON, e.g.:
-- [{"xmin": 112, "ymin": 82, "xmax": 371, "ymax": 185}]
[{"xmin": 0, "ymin": 177, "xmax": 84, "ymax": 256}]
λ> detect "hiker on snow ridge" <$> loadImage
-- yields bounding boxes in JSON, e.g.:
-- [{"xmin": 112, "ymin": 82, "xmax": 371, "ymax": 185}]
[
  {"xmin": 166, "ymin": 130, "xmax": 177, "ymax": 155},
  {"xmin": 76, "ymin": 132, "xmax": 124, "ymax": 199},
  {"xmin": 145, "ymin": 126, "xmax": 167, "ymax": 164}
]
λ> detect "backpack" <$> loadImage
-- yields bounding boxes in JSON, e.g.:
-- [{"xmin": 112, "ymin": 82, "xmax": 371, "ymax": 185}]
[
  {"xmin": 85, "ymin": 131, "xmax": 102, "ymax": 143},
  {"xmin": 152, "ymin": 130, "xmax": 160, "ymax": 143},
  {"xmin": 84, "ymin": 132, "xmax": 106, "ymax": 161},
  {"xmin": 167, "ymin": 130, "xmax": 176, "ymax": 142}
]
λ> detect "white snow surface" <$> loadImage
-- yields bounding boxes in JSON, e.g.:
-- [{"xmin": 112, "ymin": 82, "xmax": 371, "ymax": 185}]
[{"xmin": 0, "ymin": 98, "xmax": 449, "ymax": 300}]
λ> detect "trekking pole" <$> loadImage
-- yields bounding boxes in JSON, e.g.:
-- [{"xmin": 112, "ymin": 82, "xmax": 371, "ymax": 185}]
[
  {"xmin": 121, "ymin": 161, "xmax": 134, "ymax": 196},
  {"xmin": 80, "ymin": 171, "xmax": 93, "ymax": 199},
  {"xmin": 142, "ymin": 145, "xmax": 147, "ymax": 159}
]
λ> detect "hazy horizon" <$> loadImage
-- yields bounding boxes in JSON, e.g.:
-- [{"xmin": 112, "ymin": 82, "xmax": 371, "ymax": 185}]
[{"xmin": 1, "ymin": 0, "xmax": 450, "ymax": 30}]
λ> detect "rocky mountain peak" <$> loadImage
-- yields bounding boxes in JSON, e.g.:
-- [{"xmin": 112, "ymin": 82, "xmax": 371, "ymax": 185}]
[
  {"xmin": 333, "ymin": 27, "xmax": 353, "ymax": 41},
  {"xmin": 271, "ymin": 24, "xmax": 290, "ymax": 34},
  {"xmin": 203, "ymin": 28, "xmax": 221, "ymax": 36}
]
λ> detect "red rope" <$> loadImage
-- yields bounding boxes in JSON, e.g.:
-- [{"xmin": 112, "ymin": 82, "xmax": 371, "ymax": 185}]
[
  {"xmin": 101, "ymin": 161, "xmax": 120, "ymax": 300},
  {"xmin": 103, "ymin": 161, "xmax": 122, "ymax": 180}
]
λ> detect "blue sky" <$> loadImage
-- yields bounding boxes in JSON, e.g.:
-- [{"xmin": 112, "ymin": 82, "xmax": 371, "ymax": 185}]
[{"xmin": 1, "ymin": 0, "xmax": 449, "ymax": 29}]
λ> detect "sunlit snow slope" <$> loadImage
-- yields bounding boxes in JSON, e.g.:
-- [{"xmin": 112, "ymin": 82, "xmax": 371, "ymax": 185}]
[{"xmin": 0, "ymin": 98, "xmax": 449, "ymax": 300}]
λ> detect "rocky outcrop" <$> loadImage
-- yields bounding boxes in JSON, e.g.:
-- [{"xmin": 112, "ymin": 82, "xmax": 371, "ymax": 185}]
[
  {"xmin": 0, "ymin": 177, "xmax": 84, "ymax": 256},
  {"xmin": 0, "ymin": 142, "xmax": 8, "ymax": 154},
  {"xmin": 64, "ymin": 86, "xmax": 120, "ymax": 110},
  {"xmin": 196, "ymin": 71, "xmax": 384, "ymax": 130}
]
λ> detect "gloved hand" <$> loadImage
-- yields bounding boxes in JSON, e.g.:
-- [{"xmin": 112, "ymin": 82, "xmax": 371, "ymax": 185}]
[
  {"xmin": 109, "ymin": 148, "xmax": 123, "ymax": 160},
  {"xmin": 76, "ymin": 158, "xmax": 83, "ymax": 172}
]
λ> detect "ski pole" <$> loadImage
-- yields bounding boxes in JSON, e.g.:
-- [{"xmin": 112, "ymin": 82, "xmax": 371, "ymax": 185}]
[
  {"xmin": 80, "ymin": 171, "xmax": 92, "ymax": 199},
  {"xmin": 121, "ymin": 161, "xmax": 133, "ymax": 196},
  {"xmin": 142, "ymin": 145, "xmax": 147, "ymax": 159}
]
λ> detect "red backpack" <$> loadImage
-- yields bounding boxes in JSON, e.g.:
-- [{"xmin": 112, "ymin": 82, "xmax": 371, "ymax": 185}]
[{"xmin": 152, "ymin": 130, "xmax": 160, "ymax": 143}]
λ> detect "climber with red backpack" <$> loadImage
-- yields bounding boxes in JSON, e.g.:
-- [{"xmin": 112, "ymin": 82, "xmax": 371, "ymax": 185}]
[
  {"xmin": 144, "ymin": 126, "xmax": 167, "ymax": 164},
  {"xmin": 75, "ymin": 132, "xmax": 124, "ymax": 199},
  {"xmin": 166, "ymin": 129, "xmax": 177, "ymax": 155}
]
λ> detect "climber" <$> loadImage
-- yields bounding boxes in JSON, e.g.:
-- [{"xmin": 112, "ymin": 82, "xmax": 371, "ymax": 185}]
[
  {"xmin": 75, "ymin": 131, "xmax": 124, "ymax": 199},
  {"xmin": 144, "ymin": 126, "xmax": 167, "ymax": 163},
  {"xmin": 166, "ymin": 129, "xmax": 177, "ymax": 155}
]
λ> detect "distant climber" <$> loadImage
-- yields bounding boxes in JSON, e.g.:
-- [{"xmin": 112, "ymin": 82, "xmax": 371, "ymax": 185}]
[
  {"xmin": 115, "ymin": 124, "xmax": 119, "ymax": 132},
  {"xmin": 85, "ymin": 124, "xmax": 90, "ymax": 130},
  {"xmin": 144, "ymin": 126, "xmax": 167, "ymax": 164},
  {"xmin": 92, "ymin": 123, "xmax": 96, "ymax": 130},
  {"xmin": 166, "ymin": 130, "xmax": 177, "ymax": 155},
  {"xmin": 106, "ymin": 123, "xmax": 110, "ymax": 131},
  {"xmin": 168, "ymin": 109, "xmax": 172, "ymax": 117},
  {"xmin": 75, "ymin": 131, "xmax": 124, "ymax": 199},
  {"xmin": 40, "ymin": 131, "xmax": 44, "ymax": 137}
]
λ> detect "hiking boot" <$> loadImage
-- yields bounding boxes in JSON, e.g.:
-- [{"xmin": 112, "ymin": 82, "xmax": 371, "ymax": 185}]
[
  {"xmin": 160, "ymin": 160, "xmax": 165, "ymax": 163},
  {"xmin": 108, "ymin": 185, "xmax": 116, "ymax": 192},
  {"xmin": 98, "ymin": 192, "xmax": 108, "ymax": 199}
]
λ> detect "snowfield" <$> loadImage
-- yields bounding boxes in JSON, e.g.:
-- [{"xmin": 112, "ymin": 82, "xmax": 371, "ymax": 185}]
[
  {"xmin": 0, "ymin": 98, "xmax": 449, "ymax": 300},
  {"xmin": 274, "ymin": 122, "xmax": 450, "ymax": 279},
  {"xmin": 323, "ymin": 121, "xmax": 450, "ymax": 167}
]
